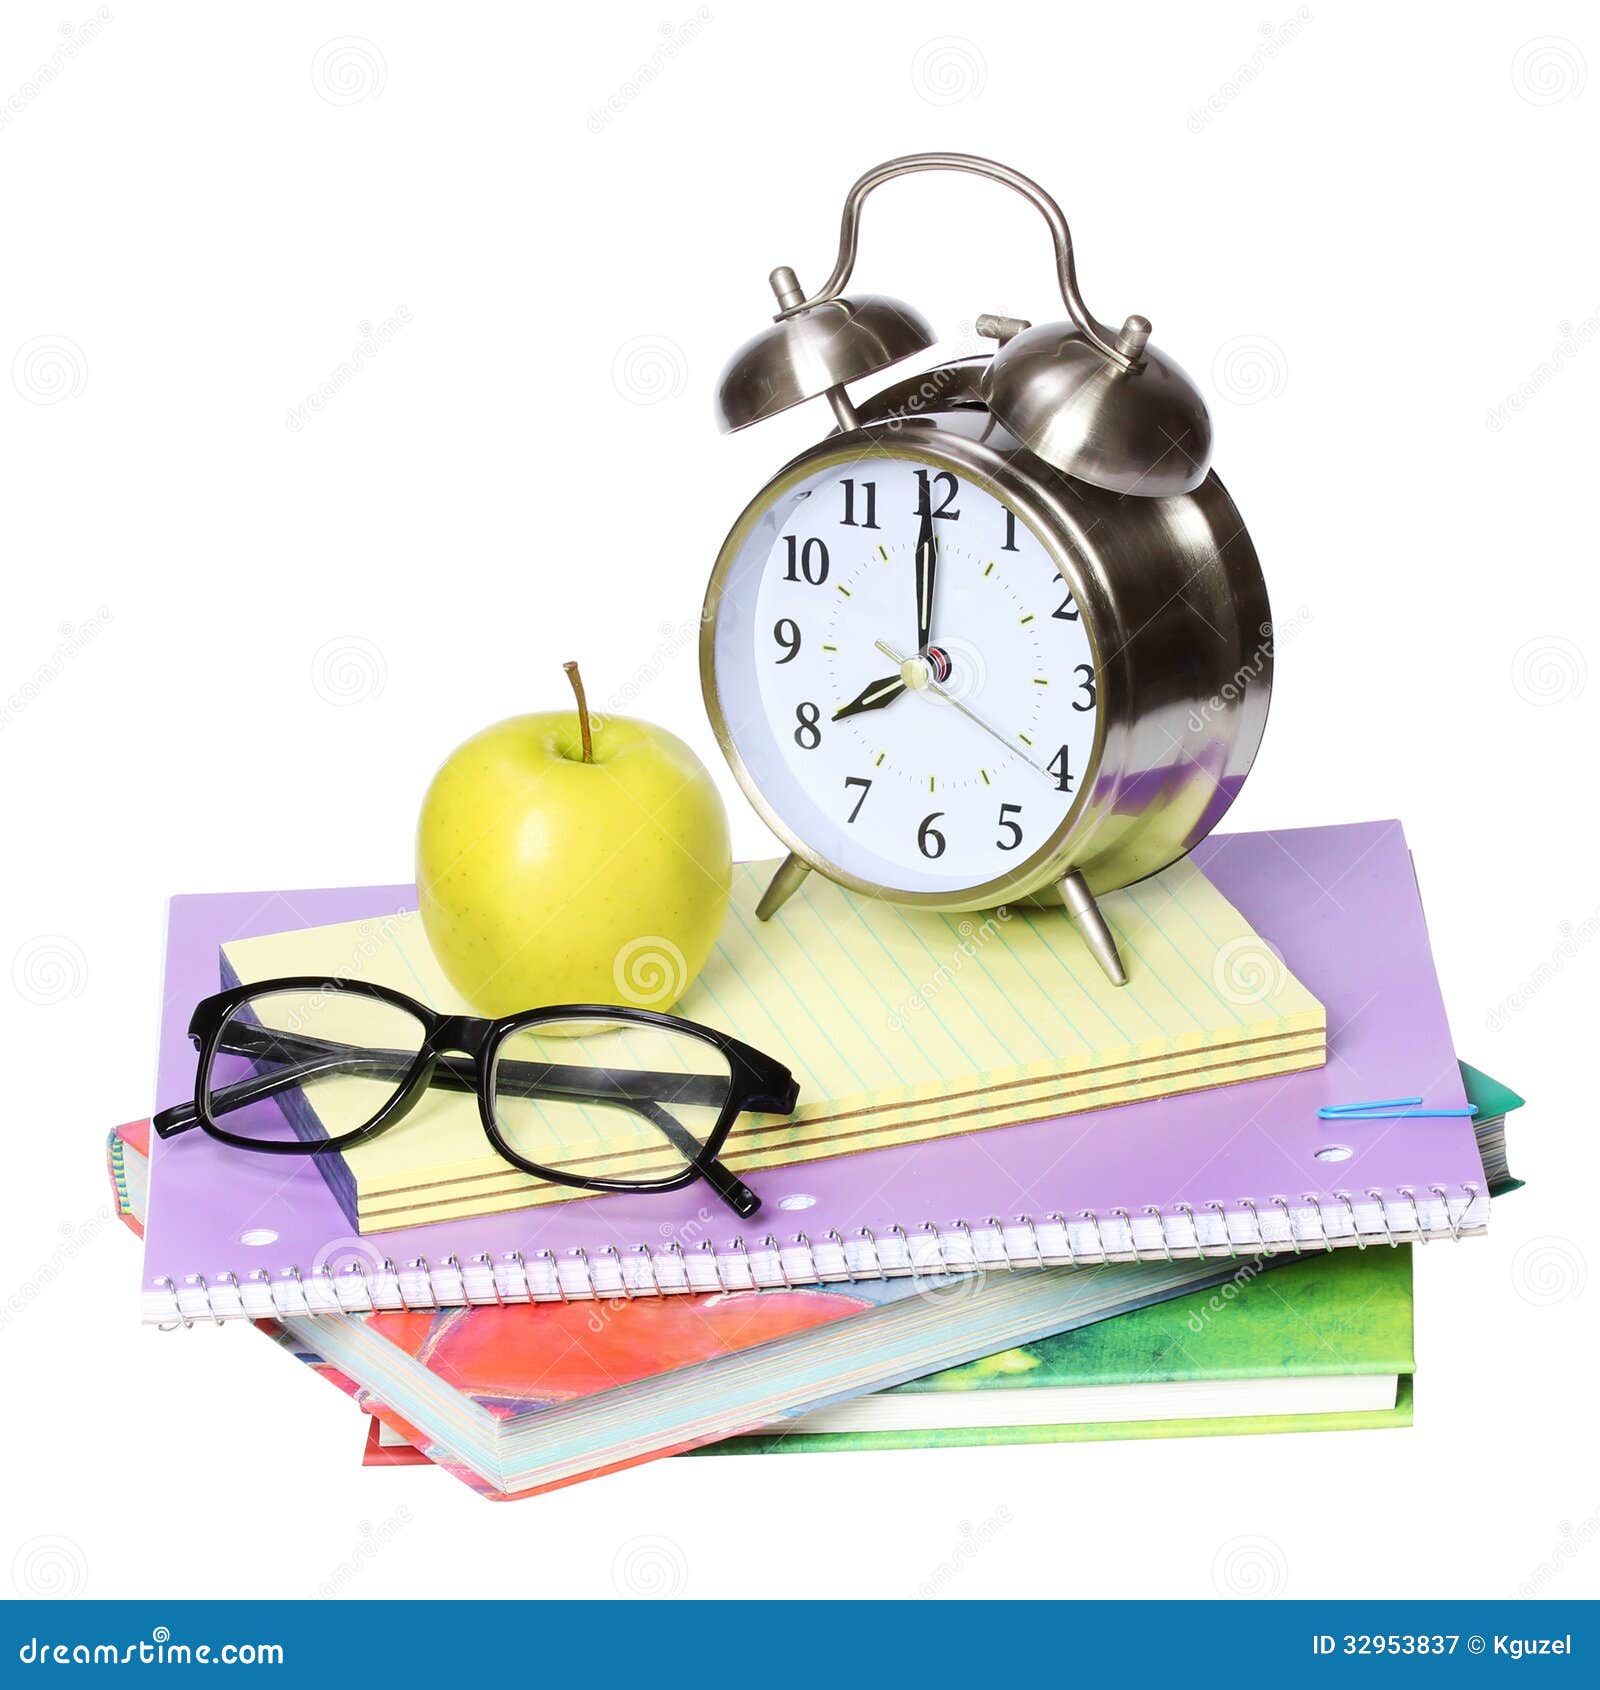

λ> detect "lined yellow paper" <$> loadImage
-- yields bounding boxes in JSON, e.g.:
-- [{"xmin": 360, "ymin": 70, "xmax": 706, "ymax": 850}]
[{"xmin": 221, "ymin": 858, "xmax": 1325, "ymax": 1233}]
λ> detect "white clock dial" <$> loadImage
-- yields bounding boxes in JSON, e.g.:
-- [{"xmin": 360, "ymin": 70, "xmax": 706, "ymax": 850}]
[{"xmin": 711, "ymin": 454, "xmax": 1099, "ymax": 898}]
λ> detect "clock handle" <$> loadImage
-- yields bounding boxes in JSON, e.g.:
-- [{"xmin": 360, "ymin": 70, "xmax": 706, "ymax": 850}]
[{"xmin": 775, "ymin": 152, "xmax": 1137, "ymax": 371}]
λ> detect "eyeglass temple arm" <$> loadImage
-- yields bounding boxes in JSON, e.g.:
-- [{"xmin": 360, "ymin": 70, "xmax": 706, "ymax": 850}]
[{"xmin": 633, "ymin": 1100, "xmax": 761, "ymax": 1219}]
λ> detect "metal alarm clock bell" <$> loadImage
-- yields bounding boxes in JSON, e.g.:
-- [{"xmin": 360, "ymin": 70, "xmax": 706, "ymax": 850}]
[{"xmin": 700, "ymin": 153, "xmax": 1271, "ymax": 986}]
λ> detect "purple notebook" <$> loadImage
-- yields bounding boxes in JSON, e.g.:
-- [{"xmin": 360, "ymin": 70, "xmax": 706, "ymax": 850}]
[{"xmin": 141, "ymin": 821, "xmax": 1487, "ymax": 1323}]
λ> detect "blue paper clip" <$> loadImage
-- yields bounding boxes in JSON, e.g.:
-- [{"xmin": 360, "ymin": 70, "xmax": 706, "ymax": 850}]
[{"xmin": 1317, "ymin": 1095, "xmax": 1479, "ymax": 1121}]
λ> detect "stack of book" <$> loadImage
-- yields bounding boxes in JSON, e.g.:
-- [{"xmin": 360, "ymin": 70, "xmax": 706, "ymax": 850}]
[{"xmin": 115, "ymin": 820, "xmax": 1521, "ymax": 1499}]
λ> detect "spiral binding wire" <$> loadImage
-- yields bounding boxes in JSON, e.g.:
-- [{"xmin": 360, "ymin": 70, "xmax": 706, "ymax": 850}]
[{"xmin": 147, "ymin": 1181, "xmax": 1485, "ymax": 1325}]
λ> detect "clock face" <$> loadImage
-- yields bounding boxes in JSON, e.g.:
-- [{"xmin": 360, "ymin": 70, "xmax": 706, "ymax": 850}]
[{"xmin": 709, "ymin": 450, "xmax": 1101, "ymax": 900}]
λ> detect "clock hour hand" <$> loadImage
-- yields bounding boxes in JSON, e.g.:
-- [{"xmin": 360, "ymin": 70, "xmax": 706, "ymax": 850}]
[
  {"xmin": 874, "ymin": 638, "xmax": 1052, "ymax": 781},
  {"xmin": 832, "ymin": 673, "xmax": 907, "ymax": 721},
  {"xmin": 914, "ymin": 509, "xmax": 938, "ymax": 655}
]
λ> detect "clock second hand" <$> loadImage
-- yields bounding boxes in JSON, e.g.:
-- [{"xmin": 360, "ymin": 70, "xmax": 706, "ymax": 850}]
[{"xmin": 874, "ymin": 639, "xmax": 1053, "ymax": 782}]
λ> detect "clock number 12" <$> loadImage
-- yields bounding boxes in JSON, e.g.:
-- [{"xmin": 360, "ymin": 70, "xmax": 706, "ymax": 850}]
[{"xmin": 914, "ymin": 470, "xmax": 961, "ymax": 521}]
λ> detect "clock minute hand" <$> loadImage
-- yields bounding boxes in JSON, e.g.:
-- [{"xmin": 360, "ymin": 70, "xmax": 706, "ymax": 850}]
[
  {"xmin": 914, "ymin": 510, "xmax": 938, "ymax": 655},
  {"xmin": 831, "ymin": 672, "xmax": 907, "ymax": 721},
  {"xmin": 874, "ymin": 639, "xmax": 1053, "ymax": 782}
]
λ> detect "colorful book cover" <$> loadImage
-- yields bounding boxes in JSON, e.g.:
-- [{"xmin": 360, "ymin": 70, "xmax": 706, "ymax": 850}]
[
  {"xmin": 357, "ymin": 1246, "xmax": 1417, "ymax": 1463},
  {"xmin": 108, "ymin": 1052, "xmax": 1521, "ymax": 1485}
]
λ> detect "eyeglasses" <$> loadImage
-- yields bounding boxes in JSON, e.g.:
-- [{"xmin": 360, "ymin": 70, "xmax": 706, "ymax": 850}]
[{"xmin": 152, "ymin": 978, "xmax": 798, "ymax": 1219}]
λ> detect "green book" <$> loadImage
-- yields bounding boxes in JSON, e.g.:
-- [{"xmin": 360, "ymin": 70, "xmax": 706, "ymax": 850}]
[
  {"xmin": 701, "ymin": 1061, "xmax": 1522, "ymax": 1455},
  {"xmin": 702, "ymin": 1246, "xmax": 1416, "ymax": 1454}
]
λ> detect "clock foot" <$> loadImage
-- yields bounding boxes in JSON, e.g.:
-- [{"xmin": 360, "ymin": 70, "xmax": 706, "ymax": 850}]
[
  {"xmin": 1058, "ymin": 869, "xmax": 1128, "ymax": 987},
  {"xmin": 755, "ymin": 853, "xmax": 811, "ymax": 922}
]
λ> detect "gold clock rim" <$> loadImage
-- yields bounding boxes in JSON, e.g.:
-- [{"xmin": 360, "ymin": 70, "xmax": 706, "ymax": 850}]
[{"xmin": 700, "ymin": 427, "xmax": 1110, "ymax": 912}]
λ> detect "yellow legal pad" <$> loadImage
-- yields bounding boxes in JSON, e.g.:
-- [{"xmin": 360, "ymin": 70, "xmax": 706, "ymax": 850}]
[{"xmin": 220, "ymin": 858, "xmax": 1326, "ymax": 1233}]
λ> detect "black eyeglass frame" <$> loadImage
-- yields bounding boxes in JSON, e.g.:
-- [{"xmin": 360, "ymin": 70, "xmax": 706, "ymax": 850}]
[{"xmin": 152, "ymin": 977, "xmax": 798, "ymax": 1220}]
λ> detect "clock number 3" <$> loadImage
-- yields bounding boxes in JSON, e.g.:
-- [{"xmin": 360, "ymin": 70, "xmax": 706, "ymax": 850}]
[{"xmin": 1072, "ymin": 663, "xmax": 1097, "ymax": 711}]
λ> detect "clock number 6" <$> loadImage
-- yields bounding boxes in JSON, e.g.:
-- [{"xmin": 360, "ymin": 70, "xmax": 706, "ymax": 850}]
[
  {"xmin": 917, "ymin": 812, "xmax": 947, "ymax": 859},
  {"xmin": 794, "ymin": 701, "xmax": 822, "ymax": 750}
]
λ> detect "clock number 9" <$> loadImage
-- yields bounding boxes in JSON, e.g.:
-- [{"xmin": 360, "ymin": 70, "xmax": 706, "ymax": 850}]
[
  {"xmin": 773, "ymin": 618, "xmax": 801, "ymax": 664},
  {"xmin": 793, "ymin": 701, "xmax": 822, "ymax": 750},
  {"xmin": 782, "ymin": 535, "xmax": 830, "ymax": 585},
  {"xmin": 917, "ymin": 812, "xmax": 947, "ymax": 859}
]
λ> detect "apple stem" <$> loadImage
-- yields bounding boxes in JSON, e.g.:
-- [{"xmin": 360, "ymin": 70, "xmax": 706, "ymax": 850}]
[{"xmin": 563, "ymin": 660, "xmax": 595, "ymax": 763}]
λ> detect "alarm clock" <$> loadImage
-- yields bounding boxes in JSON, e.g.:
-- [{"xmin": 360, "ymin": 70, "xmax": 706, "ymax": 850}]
[{"xmin": 700, "ymin": 153, "xmax": 1271, "ymax": 986}]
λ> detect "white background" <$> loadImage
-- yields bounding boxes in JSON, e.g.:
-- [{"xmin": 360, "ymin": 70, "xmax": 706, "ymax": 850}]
[{"xmin": 2, "ymin": 0, "xmax": 1595, "ymax": 1602}]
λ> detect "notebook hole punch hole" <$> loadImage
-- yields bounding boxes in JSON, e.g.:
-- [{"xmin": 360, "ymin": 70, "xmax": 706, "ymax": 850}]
[
  {"xmin": 778, "ymin": 1193, "xmax": 817, "ymax": 1212},
  {"xmin": 1314, "ymin": 1145, "xmax": 1353, "ymax": 1164},
  {"xmin": 238, "ymin": 1228, "xmax": 278, "ymax": 1246}
]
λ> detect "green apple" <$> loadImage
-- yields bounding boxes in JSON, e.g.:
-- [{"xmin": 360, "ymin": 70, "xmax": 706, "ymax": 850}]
[{"xmin": 416, "ymin": 667, "xmax": 731, "ymax": 1017}]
